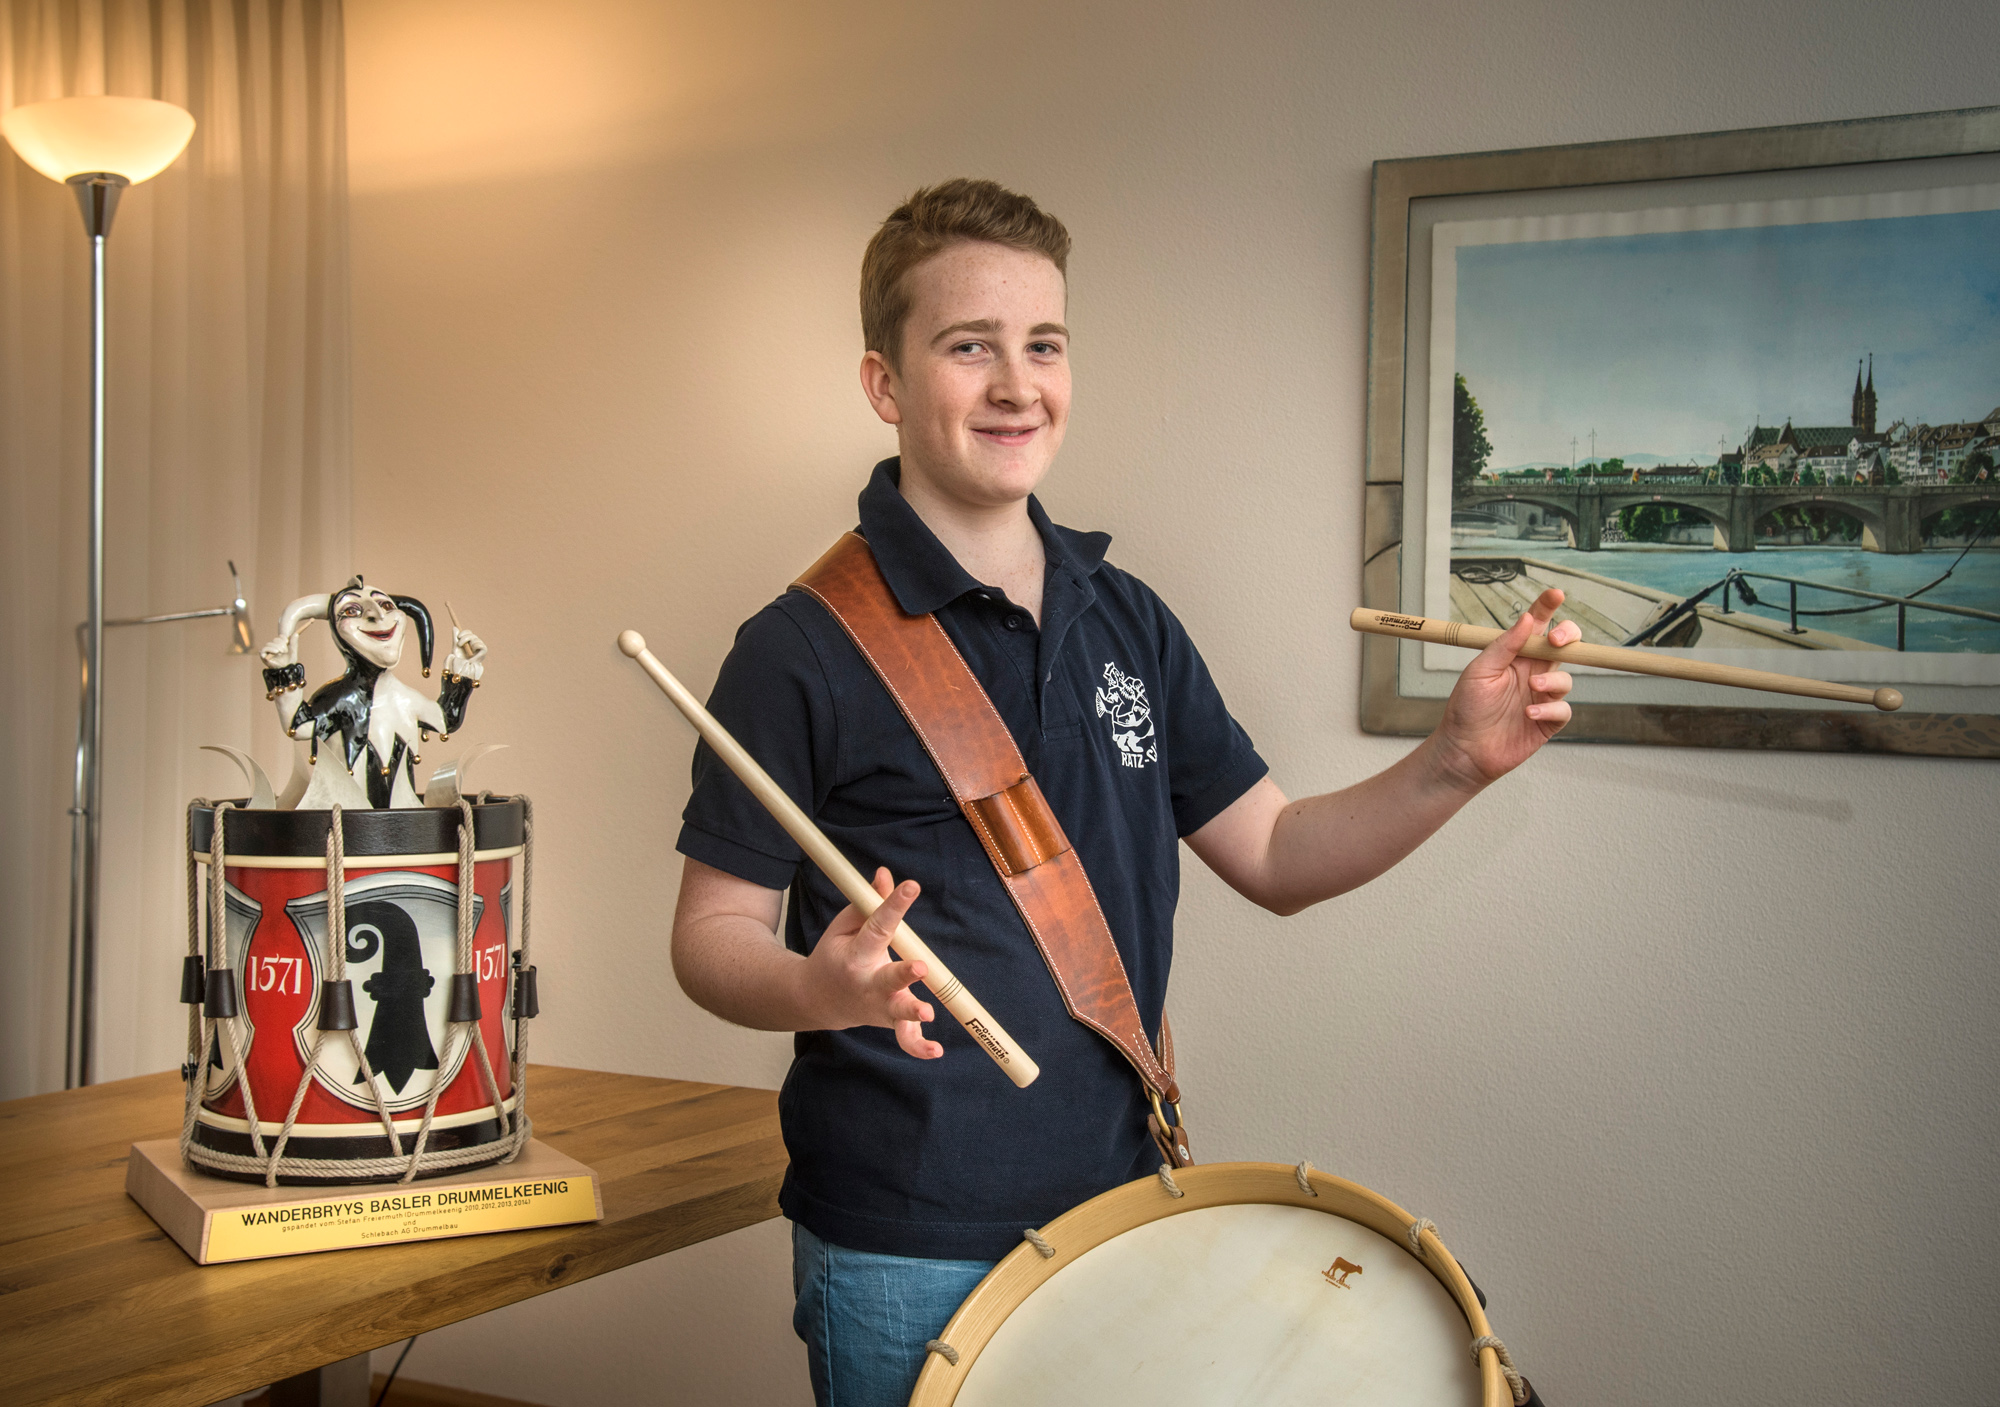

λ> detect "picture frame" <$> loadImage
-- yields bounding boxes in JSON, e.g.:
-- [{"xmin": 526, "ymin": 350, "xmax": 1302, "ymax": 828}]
[{"xmin": 1361, "ymin": 106, "xmax": 2000, "ymax": 757}]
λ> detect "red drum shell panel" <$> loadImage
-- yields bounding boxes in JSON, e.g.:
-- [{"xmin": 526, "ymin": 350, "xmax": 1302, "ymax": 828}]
[{"xmin": 203, "ymin": 856, "xmax": 514, "ymax": 1129}]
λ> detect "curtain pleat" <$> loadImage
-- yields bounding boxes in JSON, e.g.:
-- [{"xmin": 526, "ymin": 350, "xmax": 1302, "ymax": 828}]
[{"xmin": 0, "ymin": 0, "xmax": 349, "ymax": 1094}]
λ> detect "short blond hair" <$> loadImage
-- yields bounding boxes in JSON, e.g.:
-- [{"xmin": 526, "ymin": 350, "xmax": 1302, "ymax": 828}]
[{"xmin": 860, "ymin": 178, "xmax": 1071, "ymax": 367}]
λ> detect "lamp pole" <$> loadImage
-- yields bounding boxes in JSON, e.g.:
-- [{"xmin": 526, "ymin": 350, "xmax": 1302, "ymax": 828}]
[{"xmin": 67, "ymin": 173, "xmax": 126, "ymax": 1089}]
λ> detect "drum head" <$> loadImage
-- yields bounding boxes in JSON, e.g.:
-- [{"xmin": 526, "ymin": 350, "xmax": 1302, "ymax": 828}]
[{"xmin": 912, "ymin": 1162, "xmax": 1506, "ymax": 1407}]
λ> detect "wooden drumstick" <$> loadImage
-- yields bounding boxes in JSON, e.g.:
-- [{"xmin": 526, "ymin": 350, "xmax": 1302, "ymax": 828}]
[
  {"xmin": 1350, "ymin": 608, "xmax": 1904, "ymax": 712},
  {"xmin": 618, "ymin": 630, "xmax": 1041, "ymax": 1089}
]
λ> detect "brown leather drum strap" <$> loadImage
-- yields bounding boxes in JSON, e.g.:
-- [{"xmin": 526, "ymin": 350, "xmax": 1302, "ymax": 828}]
[{"xmin": 795, "ymin": 533, "xmax": 1191, "ymax": 1166}]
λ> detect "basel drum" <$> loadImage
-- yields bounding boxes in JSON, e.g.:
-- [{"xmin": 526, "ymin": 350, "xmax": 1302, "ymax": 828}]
[
  {"xmin": 185, "ymin": 800, "xmax": 528, "ymax": 1185},
  {"xmin": 910, "ymin": 1161, "xmax": 1524, "ymax": 1407}
]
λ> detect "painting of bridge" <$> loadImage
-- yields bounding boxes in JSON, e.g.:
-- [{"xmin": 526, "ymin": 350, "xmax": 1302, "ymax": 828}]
[
  {"xmin": 1429, "ymin": 186, "xmax": 2000, "ymax": 657},
  {"xmin": 1455, "ymin": 482, "xmax": 1999, "ymax": 554}
]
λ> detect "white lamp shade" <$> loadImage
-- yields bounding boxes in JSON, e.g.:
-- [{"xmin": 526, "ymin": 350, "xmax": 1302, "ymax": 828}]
[{"xmin": 1, "ymin": 95, "xmax": 195, "ymax": 184}]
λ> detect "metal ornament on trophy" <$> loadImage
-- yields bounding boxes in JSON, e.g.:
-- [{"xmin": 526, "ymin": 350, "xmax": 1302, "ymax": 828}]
[{"xmin": 180, "ymin": 577, "xmax": 543, "ymax": 1187}]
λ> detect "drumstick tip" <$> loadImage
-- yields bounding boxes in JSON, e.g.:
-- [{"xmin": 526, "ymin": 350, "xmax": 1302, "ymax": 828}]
[
  {"xmin": 617, "ymin": 629, "xmax": 647, "ymax": 658},
  {"xmin": 1873, "ymin": 687, "xmax": 1903, "ymax": 712}
]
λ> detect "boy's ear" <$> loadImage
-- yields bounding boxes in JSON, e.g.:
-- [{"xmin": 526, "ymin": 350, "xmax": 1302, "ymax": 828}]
[{"xmin": 859, "ymin": 349, "xmax": 903, "ymax": 426}]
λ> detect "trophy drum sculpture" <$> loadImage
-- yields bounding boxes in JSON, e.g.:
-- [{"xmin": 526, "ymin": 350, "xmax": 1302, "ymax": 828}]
[{"xmin": 181, "ymin": 576, "xmax": 541, "ymax": 1186}]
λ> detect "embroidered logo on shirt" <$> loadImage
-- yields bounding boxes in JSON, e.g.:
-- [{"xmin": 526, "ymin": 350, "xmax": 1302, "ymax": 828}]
[{"xmin": 1095, "ymin": 662, "xmax": 1158, "ymax": 769}]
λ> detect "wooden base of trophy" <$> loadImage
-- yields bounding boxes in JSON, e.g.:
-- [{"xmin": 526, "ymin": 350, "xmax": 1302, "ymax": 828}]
[{"xmin": 126, "ymin": 1138, "xmax": 602, "ymax": 1265}]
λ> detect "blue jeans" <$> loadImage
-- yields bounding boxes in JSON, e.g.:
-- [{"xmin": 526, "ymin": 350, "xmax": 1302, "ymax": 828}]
[{"xmin": 791, "ymin": 1221, "xmax": 997, "ymax": 1407}]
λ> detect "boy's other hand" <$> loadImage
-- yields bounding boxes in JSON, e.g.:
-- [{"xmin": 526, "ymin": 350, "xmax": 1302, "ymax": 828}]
[{"xmin": 806, "ymin": 868, "xmax": 943, "ymax": 1059}]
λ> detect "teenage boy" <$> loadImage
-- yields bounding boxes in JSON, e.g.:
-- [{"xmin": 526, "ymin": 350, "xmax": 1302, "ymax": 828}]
[{"xmin": 673, "ymin": 178, "xmax": 1578, "ymax": 1407}]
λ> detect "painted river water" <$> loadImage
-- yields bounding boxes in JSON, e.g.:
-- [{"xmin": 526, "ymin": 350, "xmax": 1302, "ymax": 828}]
[{"xmin": 1451, "ymin": 541, "xmax": 2000, "ymax": 653}]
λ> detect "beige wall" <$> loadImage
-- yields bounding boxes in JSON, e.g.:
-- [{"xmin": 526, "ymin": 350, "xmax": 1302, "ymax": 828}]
[{"xmin": 342, "ymin": 2, "xmax": 2000, "ymax": 1403}]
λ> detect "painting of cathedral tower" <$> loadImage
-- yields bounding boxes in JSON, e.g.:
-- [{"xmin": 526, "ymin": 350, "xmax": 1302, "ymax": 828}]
[{"xmin": 1738, "ymin": 356, "xmax": 1892, "ymax": 485}]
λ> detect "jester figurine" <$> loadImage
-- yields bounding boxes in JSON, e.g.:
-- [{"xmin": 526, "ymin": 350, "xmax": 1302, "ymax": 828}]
[{"xmin": 258, "ymin": 576, "xmax": 487, "ymax": 808}]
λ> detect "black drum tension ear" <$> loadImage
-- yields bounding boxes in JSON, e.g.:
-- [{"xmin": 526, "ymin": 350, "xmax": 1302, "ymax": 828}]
[
  {"xmin": 446, "ymin": 973, "xmax": 483, "ymax": 1024},
  {"xmin": 511, "ymin": 957, "xmax": 540, "ymax": 1020},
  {"xmin": 203, "ymin": 968, "xmax": 240, "ymax": 1019},
  {"xmin": 317, "ymin": 979, "xmax": 359, "ymax": 1031},
  {"xmin": 179, "ymin": 955, "xmax": 206, "ymax": 1005}
]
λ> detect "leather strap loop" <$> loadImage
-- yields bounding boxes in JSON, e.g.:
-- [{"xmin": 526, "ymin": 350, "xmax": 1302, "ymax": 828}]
[
  {"xmin": 794, "ymin": 534, "xmax": 1188, "ymax": 1132},
  {"xmin": 964, "ymin": 776, "xmax": 1071, "ymax": 877}
]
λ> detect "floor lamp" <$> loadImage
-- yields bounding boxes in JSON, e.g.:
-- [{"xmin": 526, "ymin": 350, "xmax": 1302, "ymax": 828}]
[{"xmin": 3, "ymin": 96, "xmax": 198, "ymax": 1087}]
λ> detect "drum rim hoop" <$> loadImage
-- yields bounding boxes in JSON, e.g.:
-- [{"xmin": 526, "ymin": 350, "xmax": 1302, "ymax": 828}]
[
  {"xmin": 907, "ymin": 1159, "xmax": 1510, "ymax": 1407},
  {"xmin": 188, "ymin": 796, "xmax": 527, "ymax": 857},
  {"xmin": 188, "ymin": 843, "xmax": 524, "ymax": 869}
]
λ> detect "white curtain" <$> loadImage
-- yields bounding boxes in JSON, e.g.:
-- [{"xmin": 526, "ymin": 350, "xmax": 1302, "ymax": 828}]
[{"xmin": 0, "ymin": 0, "xmax": 349, "ymax": 1094}]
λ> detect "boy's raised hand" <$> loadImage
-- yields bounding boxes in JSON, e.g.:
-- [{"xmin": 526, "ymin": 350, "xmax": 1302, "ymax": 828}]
[{"xmin": 1434, "ymin": 587, "xmax": 1580, "ymax": 788}]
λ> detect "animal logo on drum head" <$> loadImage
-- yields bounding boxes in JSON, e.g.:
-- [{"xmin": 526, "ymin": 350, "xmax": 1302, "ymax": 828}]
[{"xmin": 1323, "ymin": 1256, "xmax": 1363, "ymax": 1289}]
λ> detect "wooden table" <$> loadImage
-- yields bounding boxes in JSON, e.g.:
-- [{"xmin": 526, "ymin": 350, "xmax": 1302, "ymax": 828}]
[{"xmin": 0, "ymin": 1066, "xmax": 786, "ymax": 1406}]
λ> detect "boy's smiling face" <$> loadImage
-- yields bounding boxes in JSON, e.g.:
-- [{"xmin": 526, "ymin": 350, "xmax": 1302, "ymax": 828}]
[{"xmin": 860, "ymin": 240, "xmax": 1070, "ymax": 511}]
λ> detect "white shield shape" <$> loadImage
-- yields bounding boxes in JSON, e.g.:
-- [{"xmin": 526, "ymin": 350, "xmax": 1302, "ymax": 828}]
[
  {"xmin": 285, "ymin": 871, "xmax": 484, "ymax": 1113},
  {"xmin": 204, "ymin": 883, "xmax": 266, "ymax": 1099}
]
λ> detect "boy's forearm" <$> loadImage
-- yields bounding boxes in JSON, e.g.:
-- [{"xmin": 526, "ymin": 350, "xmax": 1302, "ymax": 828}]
[
  {"xmin": 672, "ymin": 912, "xmax": 823, "ymax": 1033},
  {"xmin": 1265, "ymin": 735, "xmax": 1483, "ymax": 908}
]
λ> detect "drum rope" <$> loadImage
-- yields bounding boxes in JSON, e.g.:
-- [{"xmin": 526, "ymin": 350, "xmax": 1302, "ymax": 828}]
[
  {"xmin": 468, "ymin": 1030, "xmax": 510, "ymax": 1154},
  {"xmin": 260, "ymin": 807, "xmax": 405, "ymax": 1187},
  {"xmin": 1156, "ymin": 1162, "xmax": 1184, "ymax": 1198},
  {"xmin": 1294, "ymin": 1159, "xmax": 1318, "ymax": 1196},
  {"xmin": 508, "ymin": 796, "xmax": 535, "ymax": 1156},
  {"xmin": 1408, "ymin": 1216, "xmax": 1438, "ymax": 1253},
  {"xmin": 1471, "ymin": 1334, "xmax": 1530, "ymax": 1405},
  {"xmin": 923, "ymin": 1340, "xmax": 960, "ymax": 1367},
  {"xmin": 181, "ymin": 798, "xmax": 535, "ymax": 1184},
  {"xmin": 207, "ymin": 803, "xmax": 271, "ymax": 1160},
  {"xmin": 180, "ymin": 799, "xmax": 229, "ymax": 1164},
  {"xmin": 187, "ymin": 1130, "xmax": 523, "ymax": 1181},
  {"xmin": 222, "ymin": 1021, "xmax": 266, "ymax": 1159},
  {"xmin": 183, "ymin": 804, "xmax": 203, "ymax": 1100},
  {"xmin": 181, "ymin": 1023, "xmax": 215, "ymax": 1162},
  {"xmin": 267, "ymin": 1029, "xmax": 327, "ymax": 1187},
  {"xmin": 398, "ymin": 1027, "xmax": 460, "ymax": 1181},
  {"xmin": 181, "ymin": 802, "xmax": 208, "ymax": 1162},
  {"xmin": 455, "ymin": 799, "xmax": 515, "ymax": 1158},
  {"xmin": 391, "ymin": 802, "xmax": 482, "ymax": 1183},
  {"xmin": 325, "ymin": 806, "xmax": 409, "ymax": 1156},
  {"xmin": 1022, "ymin": 1227, "xmax": 1055, "ymax": 1259},
  {"xmin": 456, "ymin": 800, "xmax": 477, "ymax": 972}
]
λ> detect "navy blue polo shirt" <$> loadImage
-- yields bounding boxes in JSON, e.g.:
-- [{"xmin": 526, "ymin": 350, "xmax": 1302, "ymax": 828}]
[{"xmin": 677, "ymin": 458, "xmax": 1266, "ymax": 1260}]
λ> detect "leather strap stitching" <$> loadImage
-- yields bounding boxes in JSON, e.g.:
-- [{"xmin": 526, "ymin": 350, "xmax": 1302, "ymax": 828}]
[
  {"xmin": 916, "ymin": 609, "xmax": 1031, "ymax": 778},
  {"xmin": 795, "ymin": 582, "xmax": 977, "ymax": 798},
  {"xmin": 997, "ymin": 784, "xmax": 1044, "ymax": 869},
  {"xmin": 961, "ymin": 798, "xmax": 1014, "ymax": 877},
  {"xmin": 1059, "ymin": 851, "xmax": 1169, "ymax": 1089}
]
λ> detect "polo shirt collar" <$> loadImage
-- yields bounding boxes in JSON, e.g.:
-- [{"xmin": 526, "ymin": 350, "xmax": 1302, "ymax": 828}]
[{"xmin": 857, "ymin": 457, "xmax": 1110, "ymax": 616}]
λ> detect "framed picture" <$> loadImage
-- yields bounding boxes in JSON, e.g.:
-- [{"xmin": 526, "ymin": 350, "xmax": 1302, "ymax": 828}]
[{"xmin": 1361, "ymin": 106, "xmax": 2000, "ymax": 756}]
